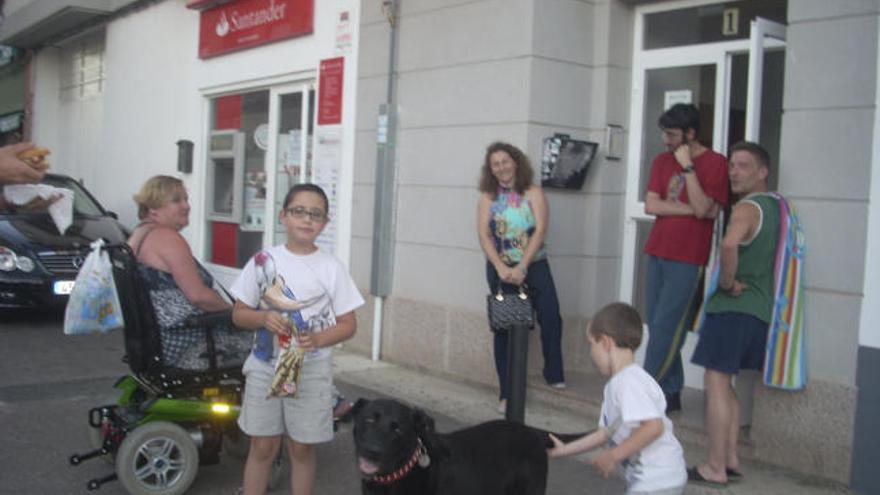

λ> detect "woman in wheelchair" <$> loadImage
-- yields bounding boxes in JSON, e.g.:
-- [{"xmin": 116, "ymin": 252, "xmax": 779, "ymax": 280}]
[{"xmin": 129, "ymin": 175, "xmax": 250, "ymax": 371}]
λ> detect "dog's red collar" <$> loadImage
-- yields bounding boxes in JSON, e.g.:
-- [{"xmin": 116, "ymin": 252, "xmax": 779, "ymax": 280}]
[{"xmin": 369, "ymin": 439, "xmax": 425, "ymax": 485}]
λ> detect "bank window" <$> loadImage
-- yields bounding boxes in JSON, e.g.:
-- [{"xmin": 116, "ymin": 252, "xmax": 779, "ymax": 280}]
[
  {"xmin": 205, "ymin": 90, "xmax": 269, "ymax": 268},
  {"xmin": 60, "ymin": 31, "xmax": 105, "ymax": 101},
  {"xmin": 272, "ymin": 88, "xmax": 315, "ymax": 246},
  {"xmin": 644, "ymin": 0, "xmax": 786, "ymax": 50}
]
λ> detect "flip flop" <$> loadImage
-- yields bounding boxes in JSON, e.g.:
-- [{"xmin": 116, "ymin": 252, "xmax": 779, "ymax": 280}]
[
  {"xmin": 687, "ymin": 467, "xmax": 728, "ymax": 488},
  {"xmin": 726, "ymin": 468, "xmax": 743, "ymax": 482}
]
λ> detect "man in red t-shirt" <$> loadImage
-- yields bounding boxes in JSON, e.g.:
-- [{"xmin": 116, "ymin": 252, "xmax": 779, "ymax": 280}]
[{"xmin": 643, "ymin": 103, "xmax": 729, "ymax": 412}]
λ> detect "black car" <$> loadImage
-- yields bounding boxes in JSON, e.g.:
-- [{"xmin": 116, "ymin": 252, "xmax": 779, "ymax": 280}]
[{"xmin": 0, "ymin": 173, "xmax": 129, "ymax": 309}]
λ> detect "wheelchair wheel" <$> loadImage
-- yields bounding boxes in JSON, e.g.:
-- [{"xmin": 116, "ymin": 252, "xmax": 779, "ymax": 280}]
[{"xmin": 115, "ymin": 421, "xmax": 199, "ymax": 495}]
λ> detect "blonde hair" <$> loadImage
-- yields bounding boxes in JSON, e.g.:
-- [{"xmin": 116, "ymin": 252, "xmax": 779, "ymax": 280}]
[{"xmin": 133, "ymin": 175, "xmax": 184, "ymax": 220}]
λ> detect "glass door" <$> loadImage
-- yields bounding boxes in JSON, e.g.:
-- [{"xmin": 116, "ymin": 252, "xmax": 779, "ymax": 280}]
[
  {"xmin": 621, "ymin": 5, "xmax": 786, "ymax": 389},
  {"xmin": 266, "ymin": 83, "xmax": 316, "ymax": 247},
  {"xmin": 621, "ymin": 51, "xmax": 727, "ymax": 320}
]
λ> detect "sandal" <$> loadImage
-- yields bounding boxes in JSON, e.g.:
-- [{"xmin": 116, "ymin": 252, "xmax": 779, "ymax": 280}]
[
  {"xmin": 726, "ymin": 467, "xmax": 743, "ymax": 482},
  {"xmin": 687, "ymin": 466, "xmax": 728, "ymax": 488}
]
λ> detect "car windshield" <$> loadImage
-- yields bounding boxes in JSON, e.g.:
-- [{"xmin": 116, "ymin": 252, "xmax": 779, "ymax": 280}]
[{"xmin": 40, "ymin": 176, "xmax": 105, "ymax": 217}]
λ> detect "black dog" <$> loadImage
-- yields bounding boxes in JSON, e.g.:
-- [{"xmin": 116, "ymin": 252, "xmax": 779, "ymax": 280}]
[{"xmin": 352, "ymin": 398, "xmax": 579, "ymax": 495}]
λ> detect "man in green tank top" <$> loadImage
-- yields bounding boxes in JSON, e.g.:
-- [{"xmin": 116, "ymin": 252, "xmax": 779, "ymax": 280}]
[{"xmin": 688, "ymin": 142, "xmax": 779, "ymax": 487}]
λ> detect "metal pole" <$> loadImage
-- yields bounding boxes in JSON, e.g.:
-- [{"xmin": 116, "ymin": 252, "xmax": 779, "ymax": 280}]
[
  {"xmin": 505, "ymin": 324, "xmax": 529, "ymax": 423},
  {"xmin": 369, "ymin": 0, "xmax": 401, "ymax": 360},
  {"xmin": 370, "ymin": 0, "xmax": 400, "ymax": 298}
]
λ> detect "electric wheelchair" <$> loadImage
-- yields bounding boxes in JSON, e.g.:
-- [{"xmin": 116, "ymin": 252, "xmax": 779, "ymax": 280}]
[{"xmin": 68, "ymin": 243, "xmax": 266, "ymax": 494}]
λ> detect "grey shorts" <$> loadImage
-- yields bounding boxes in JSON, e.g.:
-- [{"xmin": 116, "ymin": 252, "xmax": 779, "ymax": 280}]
[{"xmin": 238, "ymin": 353, "xmax": 334, "ymax": 444}]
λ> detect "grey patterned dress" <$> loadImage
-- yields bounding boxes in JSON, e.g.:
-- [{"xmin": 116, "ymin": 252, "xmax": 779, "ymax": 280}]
[
  {"xmin": 137, "ymin": 264, "xmax": 250, "ymax": 370},
  {"xmin": 133, "ymin": 224, "xmax": 251, "ymax": 370}
]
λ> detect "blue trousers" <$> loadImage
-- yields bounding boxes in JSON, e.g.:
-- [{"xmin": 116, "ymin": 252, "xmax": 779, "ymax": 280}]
[
  {"xmin": 486, "ymin": 259, "xmax": 565, "ymax": 400},
  {"xmin": 643, "ymin": 255, "xmax": 702, "ymax": 396}
]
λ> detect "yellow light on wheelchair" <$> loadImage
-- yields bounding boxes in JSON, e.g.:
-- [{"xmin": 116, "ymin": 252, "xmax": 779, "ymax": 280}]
[{"xmin": 211, "ymin": 403, "xmax": 231, "ymax": 414}]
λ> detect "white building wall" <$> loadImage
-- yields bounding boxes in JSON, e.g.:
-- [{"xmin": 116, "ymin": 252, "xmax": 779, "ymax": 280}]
[
  {"xmin": 350, "ymin": 0, "xmax": 629, "ymax": 389},
  {"xmin": 861, "ymin": 12, "xmax": 880, "ymax": 352},
  {"xmin": 29, "ymin": 0, "xmax": 361, "ymax": 267}
]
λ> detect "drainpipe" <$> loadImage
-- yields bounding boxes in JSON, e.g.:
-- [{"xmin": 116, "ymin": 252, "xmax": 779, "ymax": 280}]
[
  {"xmin": 22, "ymin": 49, "xmax": 34, "ymax": 141},
  {"xmin": 370, "ymin": 0, "xmax": 400, "ymax": 361}
]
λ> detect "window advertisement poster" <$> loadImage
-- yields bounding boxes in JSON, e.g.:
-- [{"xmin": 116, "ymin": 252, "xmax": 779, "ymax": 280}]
[
  {"xmin": 313, "ymin": 128, "xmax": 342, "ymax": 253},
  {"xmin": 317, "ymin": 57, "xmax": 344, "ymax": 125}
]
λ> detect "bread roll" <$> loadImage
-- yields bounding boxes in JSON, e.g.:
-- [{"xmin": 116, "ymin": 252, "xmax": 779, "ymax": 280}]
[{"xmin": 17, "ymin": 146, "xmax": 51, "ymax": 160}]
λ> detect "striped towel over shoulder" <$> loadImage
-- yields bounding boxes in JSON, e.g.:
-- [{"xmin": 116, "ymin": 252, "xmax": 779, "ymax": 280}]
[{"xmin": 695, "ymin": 193, "xmax": 807, "ymax": 390}]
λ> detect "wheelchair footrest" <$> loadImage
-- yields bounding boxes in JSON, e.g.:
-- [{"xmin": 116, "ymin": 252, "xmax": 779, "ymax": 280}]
[
  {"xmin": 70, "ymin": 449, "xmax": 106, "ymax": 466},
  {"xmin": 87, "ymin": 472, "xmax": 118, "ymax": 491}
]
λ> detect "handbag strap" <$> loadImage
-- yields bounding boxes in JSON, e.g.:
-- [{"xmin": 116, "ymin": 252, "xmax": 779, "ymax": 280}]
[{"xmin": 494, "ymin": 285, "xmax": 529, "ymax": 300}]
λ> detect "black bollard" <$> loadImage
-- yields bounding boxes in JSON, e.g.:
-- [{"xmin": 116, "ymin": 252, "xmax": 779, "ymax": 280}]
[{"xmin": 505, "ymin": 323, "xmax": 529, "ymax": 423}]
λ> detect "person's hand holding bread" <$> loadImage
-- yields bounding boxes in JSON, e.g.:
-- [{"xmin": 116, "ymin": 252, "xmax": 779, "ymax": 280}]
[{"xmin": 0, "ymin": 142, "xmax": 51, "ymax": 185}]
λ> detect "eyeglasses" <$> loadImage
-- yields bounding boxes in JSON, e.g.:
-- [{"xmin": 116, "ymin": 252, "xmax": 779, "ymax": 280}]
[{"xmin": 284, "ymin": 206, "xmax": 327, "ymax": 222}]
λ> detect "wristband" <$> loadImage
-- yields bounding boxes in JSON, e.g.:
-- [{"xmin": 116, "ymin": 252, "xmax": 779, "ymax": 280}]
[{"xmin": 682, "ymin": 165, "xmax": 695, "ymax": 174}]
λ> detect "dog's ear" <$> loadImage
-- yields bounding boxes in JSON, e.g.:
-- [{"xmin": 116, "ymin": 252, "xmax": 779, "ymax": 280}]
[
  {"xmin": 351, "ymin": 398, "xmax": 369, "ymax": 419},
  {"xmin": 411, "ymin": 407, "xmax": 435, "ymax": 437},
  {"xmin": 411, "ymin": 408, "xmax": 451, "ymax": 459}
]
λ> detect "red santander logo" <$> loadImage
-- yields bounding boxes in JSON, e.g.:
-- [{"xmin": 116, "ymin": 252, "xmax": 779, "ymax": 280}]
[{"xmin": 199, "ymin": 0, "xmax": 313, "ymax": 59}]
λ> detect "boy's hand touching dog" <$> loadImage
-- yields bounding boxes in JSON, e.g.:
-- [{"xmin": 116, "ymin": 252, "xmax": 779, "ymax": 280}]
[{"xmin": 592, "ymin": 450, "xmax": 620, "ymax": 479}]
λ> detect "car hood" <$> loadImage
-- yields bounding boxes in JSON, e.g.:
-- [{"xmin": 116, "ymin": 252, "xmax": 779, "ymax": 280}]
[{"xmin": 0, "ymin": 213, "xmax": 128, "ymax": 252}]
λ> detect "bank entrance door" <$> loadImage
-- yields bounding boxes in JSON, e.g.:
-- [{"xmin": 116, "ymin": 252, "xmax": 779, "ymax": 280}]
[{"xmin": 620, "ymin": 1, "xmax": 786, "ymax": 393}]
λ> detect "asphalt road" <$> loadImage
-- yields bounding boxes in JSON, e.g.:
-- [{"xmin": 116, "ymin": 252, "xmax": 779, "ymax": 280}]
[{"xmin": 0, "ymin": 309, "xmax": 621, "ymax": 495}]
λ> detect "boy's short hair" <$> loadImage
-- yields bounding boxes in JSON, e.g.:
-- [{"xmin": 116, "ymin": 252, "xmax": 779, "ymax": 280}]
[
  {"xmin": 589, "ymin": 302, "xmax": 643, "ymax": 350},
  {"xmin": 283, "ymin": 183, "xmax": 329, "ymax": 213}
]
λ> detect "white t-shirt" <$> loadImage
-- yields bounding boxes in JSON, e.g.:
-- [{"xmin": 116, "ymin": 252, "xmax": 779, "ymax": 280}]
[
  {"xmin": 600, "ymin": 363, "xmax": 687, "ymax": 492},
  {"xmin": 231, "ymin": 245, "xmax": 364, "ymax": 362}
]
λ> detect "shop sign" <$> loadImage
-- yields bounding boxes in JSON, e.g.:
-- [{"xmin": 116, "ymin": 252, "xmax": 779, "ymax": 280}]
[
  {"xmin": 0, "ymin": 112, "xmax": 23, "ymax": 133},
  {"xmin": 198, "ymin": 0, "xmax": 314, "ymax": 59},
  {"xmin": 317, "ymin": 57, "xmax": 344, "ymax": 125}
]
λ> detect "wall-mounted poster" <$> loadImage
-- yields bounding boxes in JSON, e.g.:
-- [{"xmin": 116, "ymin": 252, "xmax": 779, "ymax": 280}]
[
  {"xmin": 541, "ymin": 134, "xmax": 598, "ymax": 190},
  {"xmin": 318, "ymin": 57, "xmax": 344, "ymax": 125}
]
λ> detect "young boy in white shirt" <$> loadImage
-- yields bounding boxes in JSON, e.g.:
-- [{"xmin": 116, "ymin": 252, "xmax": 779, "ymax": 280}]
[{"xmin": 548, "ymin": 302, "xmax": 687, "ymax": 495}]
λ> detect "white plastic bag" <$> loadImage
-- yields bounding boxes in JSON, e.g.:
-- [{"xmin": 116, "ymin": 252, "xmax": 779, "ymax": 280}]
[{"xmin": 63, "ymin": 239, "xmax": 125, "ymax": 335}]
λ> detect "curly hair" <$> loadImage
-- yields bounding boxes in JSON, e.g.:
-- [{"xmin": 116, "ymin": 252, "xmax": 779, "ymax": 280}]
[{"xmin": 478, "ymin": 141, "xmax": 534, "ymax": 198}]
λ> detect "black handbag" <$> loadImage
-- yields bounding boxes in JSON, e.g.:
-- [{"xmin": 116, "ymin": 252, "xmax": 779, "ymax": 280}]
[{"xmin": 487, "ymin": 286, "xmax": 535, "ymax": 333}]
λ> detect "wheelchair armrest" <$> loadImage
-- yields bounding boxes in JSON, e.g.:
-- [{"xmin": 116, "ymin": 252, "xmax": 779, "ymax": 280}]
[{"xmin": 183, "ymin": 310, "xmax": 233, "ymax": 328}]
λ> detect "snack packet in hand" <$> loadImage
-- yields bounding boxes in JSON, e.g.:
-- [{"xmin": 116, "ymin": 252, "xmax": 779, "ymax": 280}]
[{"xmin": 267, "ymin": 322, "xmax": 305, "ymax": 398}]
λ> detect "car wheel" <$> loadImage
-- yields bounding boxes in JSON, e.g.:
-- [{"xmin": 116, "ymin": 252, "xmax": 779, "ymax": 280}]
[{"xmin": 115, "ymin": 421, "xmax": 199, "ymax": 495}]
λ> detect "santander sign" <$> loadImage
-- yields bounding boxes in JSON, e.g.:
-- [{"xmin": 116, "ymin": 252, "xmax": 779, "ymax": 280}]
[{"xmin": 198, "ymin": 0, "xmax": 313, "ymax": 59}]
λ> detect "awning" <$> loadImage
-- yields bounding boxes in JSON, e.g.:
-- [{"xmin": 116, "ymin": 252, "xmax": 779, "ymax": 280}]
[
  {"xmin": 186, "ymin": 0, "xmax": 236, "ymax": 11},
  {"xmin": 0, "ymin": 0, "xmax": 142, "ymax": 49}
]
